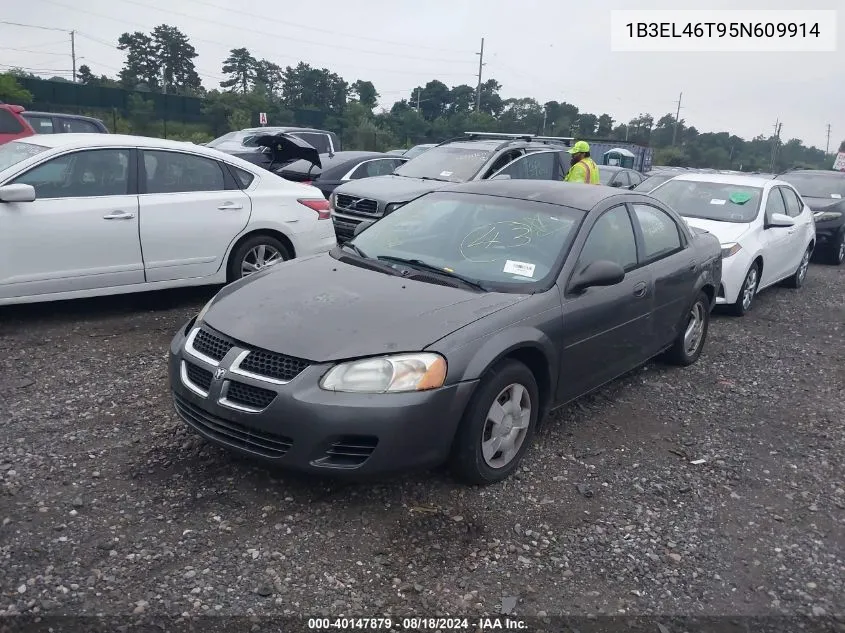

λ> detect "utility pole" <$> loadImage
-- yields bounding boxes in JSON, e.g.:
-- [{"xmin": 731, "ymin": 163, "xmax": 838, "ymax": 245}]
[
  {"xmin": 826, "ymin": 123, "xmax": 831, "ymax": 154},
  {"xmin": 770, "ymin": 121, "xmax": 782, "ymax": 172},
  {"xmin": 542, "ymin": 108, "xmax": 547, "ymax": 135},
  {"xmin": 414, "ymin": 88, "xmax": 420, "ymax": 113},
  {"xmin": 671, "ymin": 92, "xmax": 683, "ymax": 145},
  {"xmin": 70, "ymin": 30, "xmax": 76, "ymax": 82},
  {"xmin": 475, "ymin": 37, "xmax": 485, "ymax": 112}
]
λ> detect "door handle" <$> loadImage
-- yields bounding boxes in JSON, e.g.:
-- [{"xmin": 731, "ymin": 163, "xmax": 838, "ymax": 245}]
[
  {"xmin": 632, "ymin": 281, "xmax": 647, "ymax": 298},
  {"xmin": 102, "ymin": 211, "xmax": 135, "ymax": 220},
  {"xmin": 218, "ymin": 202, "xmax": 243, "ymax": 210}
]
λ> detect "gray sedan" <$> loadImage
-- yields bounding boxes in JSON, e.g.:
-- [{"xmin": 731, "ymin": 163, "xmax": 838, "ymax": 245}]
[{"xmin": 169, "ymin": 180, "xmax": 722, "ymax": 485}]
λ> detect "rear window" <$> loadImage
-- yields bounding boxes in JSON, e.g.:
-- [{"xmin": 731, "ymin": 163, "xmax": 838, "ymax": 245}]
[
  {"xmin": 0, "ymin": 109, "xmax": 25, "ymax": 134},
  {"xmin": 22, "ymin": 114, "xmax": 55, "ymax": 134}
]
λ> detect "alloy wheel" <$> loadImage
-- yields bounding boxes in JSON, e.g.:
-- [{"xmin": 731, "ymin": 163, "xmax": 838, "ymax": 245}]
[
  {"xmin": 797, "ymin": 249, "xmax": 810, "ymax": 282},
  {"xmin": 241, "ymin": 244, "xmax": 283, "ymax": 277},
  {"xmin": 481, "ymin": 383, "xmax": 531, "ymax": 469},
  {"xmin": 741, "ymin": 267, "xmax": 758, "ymax": 311},
  {"xmin": 838, "ymin": 239, "xmax": 845, "ymax": 264},
  {"xmin": 683, "ymin": 301, "xmax": 706, "ymax": 356}
]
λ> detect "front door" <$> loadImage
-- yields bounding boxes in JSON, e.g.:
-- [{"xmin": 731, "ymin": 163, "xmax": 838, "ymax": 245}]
[
  {"xmin": 0, "ymin": 147, "xmax": 143, "ymax": 300},
  {"xmin": 759, "ymin": 187, "xmax": 793, "ymax": 285},
  {"xmin": 557, "ymin": 204, "xmax": 654, "ymax": 402},
  {"xmin": 138, "ymin": 149, "xmax": 251, "ymax": 282}
]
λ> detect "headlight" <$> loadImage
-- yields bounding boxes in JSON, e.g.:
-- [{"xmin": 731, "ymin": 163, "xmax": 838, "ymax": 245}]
[
  {"xmin": 328, "ymin": 191, "xmax": 337, "ymax": 210},
  {"xmin": 721, "ymin": 243, "xmax": 742, "ymax": 258},
  {"xmin": 384, "ymin": 202, "xmax": 407, "ymax": 215},
  {"xmin": 320, "ymin": 353, "xmax": 447, "ymax": 393},
  {"xmin": 814, "ymin": 211, "xmax": 842, "ymax": 222},
  {"xmin": 195, "ymin": 298, "xmax": 214, "ymax": 323}
]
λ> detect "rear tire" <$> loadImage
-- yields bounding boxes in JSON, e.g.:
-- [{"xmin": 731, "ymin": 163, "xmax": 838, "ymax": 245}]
[
  {"xmin": 662, "ymin": 291, "xmax": 710, "ymax": 366},
  {"xmin": 783, "ymin": 246, "xmax": 811, "ymax": 289},
  {"xmin": 450, "ymin": 360, "xmax": 539, "ymax": 485},
  {"xmin": 227, "ymin": 234, "xmax": 291, "ymax": 282},
  {"xmin": 728, "ymin": 262, "xmax": 759, "ymax": 316},
  {"xmin": 824, "ymin": 233, "xmax": 844, "ymax": 266}
]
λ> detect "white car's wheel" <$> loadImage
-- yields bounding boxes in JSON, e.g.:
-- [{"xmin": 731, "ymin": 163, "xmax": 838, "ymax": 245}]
[
  {"xmin": 728, "ymin": 262, "xmax": 759, "ymax": 316},
  {"xmin": 227, "ymin": 234, "xmax": 291, "ymax": 282}
]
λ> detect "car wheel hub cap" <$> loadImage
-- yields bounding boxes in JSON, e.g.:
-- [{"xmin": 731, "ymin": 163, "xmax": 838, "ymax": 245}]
[
  {"xmin": 683, "ymin": 302, "xmax": 705, "ymax": 355},
  {"xmin": 798, "ymin": 251, "xmax": 809, "ymax": 280},
  {"xmin": 838, "ymin": 241, "xmax": 844, "ymax": 262},
  {"xmin": 742, "ymin": 269, "xmax": 757, "ymax": 309},
  {"xmin": 242, "ymin": 244, "xmax": 282, "ymax": 276},
  {"xmin": 481, "ymin": 383, "xmax": 531, "ymax": 469}
]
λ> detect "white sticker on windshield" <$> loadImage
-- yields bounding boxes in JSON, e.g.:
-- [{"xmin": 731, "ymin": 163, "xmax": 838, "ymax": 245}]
[
  {"xmin": 503, "ymin": 260, "xmax": 536, "ymax": 277},
  {"xmin": 710, "ymin": 199, "xmax": 727, "ymax": 205},
  {"xmin": 832, "ymin": 194, "xmax": 842, "ymax": 199},
  {"xmin": 440, "ymin": 171, "xmax": 453, "ymax": 177}
]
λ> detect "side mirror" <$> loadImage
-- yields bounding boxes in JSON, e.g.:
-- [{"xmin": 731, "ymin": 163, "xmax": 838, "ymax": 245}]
[
  {"xmin": 0, "ymin": 183, "xmax": 36, "ymax": 203},
  {"xmin": 569, "ymin": 260, "xmax": 625, "ymax": 293},
  {"xmin": 491, "ymin": 174, "xmax": 511, "ymax": 180},
  {"xmin": 767, "ymin": 212, "xmax": 795, "ymax": 228},
  {"xmin": 609, "ymin": 181, "xmax": 623, "ymax": 188},
  {"xmin": 353, "ymin": 219, "xmax": 375, "ymax": 237},
  {"xmin": 628, "ymin": 184, "xmax": 637, "ymax": 190}
]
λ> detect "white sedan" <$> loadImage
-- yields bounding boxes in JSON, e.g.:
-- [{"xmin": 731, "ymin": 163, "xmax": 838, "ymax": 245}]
[
  {"xmin": 0, "ymin": 134, "xmax": 336, "ymax": 305},
  {"xmin": 650, "ymin": 173, "xmax": 816, "ymax": 315}
]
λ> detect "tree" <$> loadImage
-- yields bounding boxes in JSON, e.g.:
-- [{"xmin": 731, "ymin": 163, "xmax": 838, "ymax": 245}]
[
  {"xmin": 127, "ymin": 93, "xmax": 156, "ymax": 135},
  {"xmin": 282, "ymin": 62, "xmax": 348, "ymax": 116},
  {"xmin": 839, "ymin": 140, "xmax": 845, "ymax": 153},
  {"xmin": 477, "ymin": 79, "xmax": 503, "ymax": 117},
  {"xmin": 220, "ymin": 47, "xmax": 258, "ymax": 94},
  {"xmin": 410, "ymin": 80, "xmax": 450, "ymax": 121},
  {"xmin": 576, "ymin": 113, "xmax": 598, "ymax": 137},
  {"xmin": 77, "ymin": 65, "xmax": 96, "ymax": 84},
  {"xmin": 117, "ymin": 31, "xmax": 160, "ymax": 90},
  {"xmin": 0, "ymin": 73, "xmax": 33, "ymax": 104},
  {"xmin": 351, "ymin": 80, "xmax": 379, "ymax": 110},
  {"xmin": 500, "ymin": 97, "xmax": 543, "ymax": 133},
  {"xmin": 152, "ymin": 25, "xmax": 201, "ymax": 94},
  {"xmin": 448, "ymin": 84, "xmax": 475, "ymax": 115},
  {"xmin": 596, "ymin": 114, "xmax": 614, "ymax": 137},
  {"xmin": 255, "ymin": 60, "xmax": 283, "ymax": 97}
]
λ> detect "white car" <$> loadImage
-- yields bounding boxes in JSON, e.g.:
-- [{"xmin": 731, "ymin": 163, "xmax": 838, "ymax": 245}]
[
  {"xmin": 0, "ymin": 134, "xmax": 337, "ymax": 305},
  {"xmin": 650, "ymin": 173, "xmax": 816, "ymax": 315}
]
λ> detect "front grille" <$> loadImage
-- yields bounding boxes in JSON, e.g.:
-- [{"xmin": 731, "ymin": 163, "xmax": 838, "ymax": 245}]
[
  {"xmin": 174, "ymin": 394, "xmax": 292, "ymax": 458},
  {"xmin": 332, "ymin": 217, "xmax": 360, "ymax": 242},
  {"xmin": 239, "ymin": 349, "xmax": 310, "ymax": 382},
  {"xmin": 321, "ymin": 435, "xmax": 379, "ymax": 467},
  {"xmin": 335, "ymin": 194, "xmax": 379, "ymax": 216},
  {"xmin": 225, "ymin": 380, "xmax": 276, "ymax": 410},
  {"xmin": 193, "ymin": 328, "xmax": 233, "ymax": 361},
  {"xmin": 185, "ymin": 361, "xmax": 213, "ymax": 392}
]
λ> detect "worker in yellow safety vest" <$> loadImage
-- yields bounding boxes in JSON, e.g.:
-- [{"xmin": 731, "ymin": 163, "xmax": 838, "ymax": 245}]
[{"xmin": 564, "ymin": 140, "xmax": 600, "ymax": 184}]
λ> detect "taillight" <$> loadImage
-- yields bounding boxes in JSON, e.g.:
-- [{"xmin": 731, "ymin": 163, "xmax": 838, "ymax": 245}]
[
  {"xmin": 301, "ymin": 180, "xmax": 312, "ymax": 185},
  {"xmin": 298, "ymin": 198, "xmax": 331, "ymax": 220}
]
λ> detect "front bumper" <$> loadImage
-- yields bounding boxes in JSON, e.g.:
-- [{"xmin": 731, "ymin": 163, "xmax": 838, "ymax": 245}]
[
  {"xmin": 331, "ymin": 210, "xmax": 376, "ymax": 243},
  {"xmin": 714, "ymin": 251, "xmax": 751, "ymax": 305},
  {"xmin": 168, "ymin": 321, "xmax": 477, "ymax": 476}
]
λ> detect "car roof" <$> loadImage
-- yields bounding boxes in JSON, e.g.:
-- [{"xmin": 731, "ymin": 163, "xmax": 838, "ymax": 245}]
[
  {"xmin": 598, "ymin": 165, "xmax": 626, "ymax": 172},
  {"xmin": 239, "ymin": 126, "xmax": 331, "ymax": 134},
  {"xmin": 23, "ymin": 111, "xmax": 102, "ymax": 122},
  {"xmin": 662, "ymin": 172, "xmax": 780, "ymax": 187},
  {"xmin": 438, "ymin": 180, "xmax": 629, "ymax": 211},
  {"xmin": 779, "ymin": 169, "xmax": 844, "ymax": 177}
]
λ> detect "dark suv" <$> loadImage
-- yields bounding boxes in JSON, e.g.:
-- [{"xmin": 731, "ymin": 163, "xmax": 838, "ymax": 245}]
[
  {"xmin": 777, "ymin": 169, "xmax": 845, "ymax": 265},
  {"xmin": 21, "ymin": 111, "xmax": 109, "ymax": 134},
  {"xmin": 329, "ymin": 132, "xmax": 574, "ymax": 241}
]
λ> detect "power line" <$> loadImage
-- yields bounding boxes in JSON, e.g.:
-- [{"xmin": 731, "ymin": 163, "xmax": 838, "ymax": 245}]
[
  {"xmin": 0, "ymin": 20, "xmax": 69, "ymax": 32},
  {"xmin": 0, "ymin": 46, "xmax": 68, "ymax": 56}
]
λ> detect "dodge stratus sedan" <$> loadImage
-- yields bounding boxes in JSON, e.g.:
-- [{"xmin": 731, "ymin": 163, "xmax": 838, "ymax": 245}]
[{"xmin": 169, "ymin": 180, "xmax": 722, "ymax": 484}]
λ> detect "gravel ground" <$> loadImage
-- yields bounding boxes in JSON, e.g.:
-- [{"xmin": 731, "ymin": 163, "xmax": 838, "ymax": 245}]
[{"xmin": 0, "ymin": 264, "xmax": 842, "ymax": 621}]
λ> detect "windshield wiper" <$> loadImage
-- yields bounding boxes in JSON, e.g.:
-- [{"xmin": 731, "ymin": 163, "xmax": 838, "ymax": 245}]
[
  {"xmin": 376, "ymin": 256, "xmax": 487, "ymax": 291},
  {"xmin": 341, "ymin": 242, "xmax": 369, "ymax": 259},
  {"xmin": 417, "ymin": 176, "xmax": 452, "ymax": 182}
]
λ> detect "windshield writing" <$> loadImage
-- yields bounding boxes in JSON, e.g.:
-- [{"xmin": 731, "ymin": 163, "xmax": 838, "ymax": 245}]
[
  {"xmin": 393, "ymin": 146, "xmax": 492, "ymax": 182},
  {"xmin": 0, "ymin": 141, "xmax": 49, "ymax": 173},
  {"xmin": 651, "ymin": 181, "xmax": 763, "ymax": 223}
]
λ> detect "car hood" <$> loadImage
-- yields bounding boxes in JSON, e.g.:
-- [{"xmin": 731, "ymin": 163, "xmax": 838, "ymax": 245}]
[
  {"xmin": 203, "ymin": 253, "xmax": 527, "ymax": 362},
  {"xmin": 802, "ymin": 196, "xmax": 843, "ymax": 211},
  {"xmin": 682, "ymin": 217, "xmax": 751, "ymax": 244},
  {"xmin": 334, "ymin": 174, "xmax": 446, "ymax": 203}
]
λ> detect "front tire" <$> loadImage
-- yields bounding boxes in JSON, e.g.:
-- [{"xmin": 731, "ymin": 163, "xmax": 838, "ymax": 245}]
[
  {"xmin": 227, "ymin": 234, "xmax": 291, "ymax": 282},
  {"xmin": 783, "ymin": 246, "xmax": 811, "ymax": 289},
  {"xmin": 663, "ymin": 291, "xmax": 710, "ymax": 366},
  {"xmin": 824, "ymin": 233, "xmax": 844, "ymax": 266},
  {"xmin": 728, "ymin": 262, "xmax": 759, "ymax": 316},
  {"xmin": 450, "ymin": 360, "xmax": 540, "ymax": 485}
]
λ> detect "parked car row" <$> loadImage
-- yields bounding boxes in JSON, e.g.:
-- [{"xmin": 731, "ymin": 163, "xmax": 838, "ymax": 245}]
[{"xmin": 0, "ymin": 104, "xmax": 108, "ymax": 145}]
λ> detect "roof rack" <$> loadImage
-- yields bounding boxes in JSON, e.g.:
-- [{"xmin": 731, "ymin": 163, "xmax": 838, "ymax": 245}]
[{"xmin": 463, "ymin": 131, "xmax": 574, "ymax": 144}]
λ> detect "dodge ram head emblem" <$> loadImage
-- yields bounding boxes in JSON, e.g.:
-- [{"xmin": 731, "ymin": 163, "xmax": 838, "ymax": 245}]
[{"xmin": 214, "ymin": 368, "xmax": 226, "ymax": 380}]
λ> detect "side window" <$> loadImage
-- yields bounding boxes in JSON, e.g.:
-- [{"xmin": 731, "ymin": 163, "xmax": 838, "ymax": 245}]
[
  {"xmin": 780, "ymin": 187, "xmax": 802, "ymax": 217},
  {"xmin": 351, "ymin": 159, "xmax": 399, "ymax": 178},
  {"xmin": 494, "ymin": 152, "xmax": 557, "ymax": 180},
  {"xmin": 615, "ymin": 171, "xmax": 631, "ymax": 187},
  {"xmin": 629, "ymin": 171, "xmax": 643, "ymax": 185},
  {"xmin": 765, "ymin": 187, "xmax": 788, "ymax": 218},
  {"xmin": 11, "ymin": 149, "xmax": 130, "ymax": 199},
  {"xmin": 143, "ymin": 150, "xmax": 225, "ymax": 194},
  {"xmin": 485, "ymin": 150, "xmax": 523, "ymax": 177},
  {"xmin": 293, "ymin": 132, "xmax": 330, "ymax": 154},
  {"xmin": 632, "ymin": 204, "xmax": 683, "ymax": 262},
  {"xmin": 23, "ymin": 115, "xmax": 54, "ymax": 134},
  {"xmin": 58, "ymin": 118, "xmax": 100, "ymax": 133},
  {"xmin": 231, "ymin": 166, "xmax": 255, "ymax": 188},
  {"xmin": 0, "ymin": 109, "xmax": 25, "ymax": 134},
  {"xmin": 576, "ymin": 205, "xmax": 638, "ymax": 272}
]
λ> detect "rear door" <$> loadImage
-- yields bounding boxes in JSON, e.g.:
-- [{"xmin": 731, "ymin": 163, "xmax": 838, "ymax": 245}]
[
  {"xmin": 557, "ymin": 204, "xmax": 654, "ymax": 401},
  {"xmin": 629, "ymin": 202, "xmax": 697, "ymax": 354},
  {"xmin": 759, "ymin": 187, "xmax": 794, "ymax": 284},
  {"xmin": 138, "ymin": 149, "xmax": 251, "ymax": 282},
  {"xmin": 0, "ymin": 147, "xmax": 143, "ymax": 299}
]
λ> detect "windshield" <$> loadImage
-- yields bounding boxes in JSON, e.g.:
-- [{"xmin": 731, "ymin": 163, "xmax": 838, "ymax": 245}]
[
  {"xmin": 347, "ymin": 191, "xmax": 583, "ymax": 291},
  {"xmin": 393, "ymin": 146, "xmax": 493, "ymax": 182},
  {"xmin": 206, "ymin": 131, "xmax": 242, "ymax": 148},
  {"xmin": 778, "ymin": 173, "xmax": 845, "ymax": 199},
  {"xmin": 651, "ymin": 180, "xmax": 763, "ymax": 223},
  {"xmin": 0, "ymin": 140, "xmax": 49, "ymax": 173},
  {"xmin": 635, "ymin": 173, "xmax": 674, "ymax": 192},
  {"xmin": 403, "ymin": 144, "xmax": 434, "ymax": 159},
  {"xmin": 207, "ymin": 130, "xmax": 269, "ymax": 149}
]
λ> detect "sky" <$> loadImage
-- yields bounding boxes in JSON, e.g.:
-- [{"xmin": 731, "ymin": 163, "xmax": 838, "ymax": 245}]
[{"xmin": 0, "ymin": 0, "xmax": 842, "ymax": 151}]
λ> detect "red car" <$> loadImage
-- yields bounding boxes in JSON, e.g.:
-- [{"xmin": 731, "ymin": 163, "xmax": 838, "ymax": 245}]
[{"xmin": 0, "ymin": 104, "xmax": 36, "ymax": 145}]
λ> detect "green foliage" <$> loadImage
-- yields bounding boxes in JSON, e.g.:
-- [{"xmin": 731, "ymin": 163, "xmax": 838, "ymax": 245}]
[
  {"xmin": 0, "ymin": 73, "xmax": 33, "ymax": 104},
  {"xmin": 126, "ymin": 93, "xmax": 155, "ymax": 135},
  {"xmin": 220, "ymin": 48, "xmax": 258, "ymax": 94}
]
